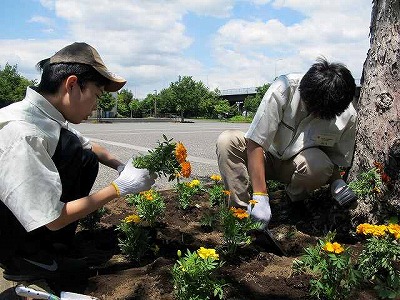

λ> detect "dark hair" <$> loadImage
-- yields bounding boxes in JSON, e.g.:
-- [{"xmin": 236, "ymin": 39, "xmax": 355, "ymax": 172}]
[
  {"xmin": 299, "ymin": 57, "xmax": 356, "ymax": 120},
  {"xmin": 35, "ymin": 59, "xmax": 110, "ymax": 94}
]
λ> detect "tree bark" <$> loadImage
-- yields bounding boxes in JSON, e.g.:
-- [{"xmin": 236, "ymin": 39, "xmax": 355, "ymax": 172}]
[{"xmin": 348, "ymin": 0, "xmax": 400, "ymax": 224}]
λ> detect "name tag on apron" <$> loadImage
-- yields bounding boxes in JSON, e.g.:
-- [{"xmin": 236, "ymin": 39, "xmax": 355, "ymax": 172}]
[{"xmin": 315, "ymin": 133, "xmax": 336, "ymax": 147}]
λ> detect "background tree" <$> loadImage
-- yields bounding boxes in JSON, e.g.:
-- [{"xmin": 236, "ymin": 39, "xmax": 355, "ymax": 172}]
[
  {"xmin": 129, "ymin": 99, "xmax": 142, "ymax": 117},
  {"xmin": 141, "ymin": 94, "xmax": 156, "ymax": 117},
  {"xmin": 97, "ymin": 92, "xmax": 115, "ymax": 114},
  {"xmin": 0, "ymin": 63, "xmax": 35, "ymax": 107},
  {"xmin": 117, "ymin": 89, "xmax": 133, "ymax": 117},
  {"xmin": 243, "ymin": 83, "xmax": 270, "ymax": 115},
  {"xmin": 214, "ymin": 99, "xmax": 232, "ymax": 119},
  {"xmin": 348, "ymin": 0, "xmax": 400, "ymax": 224},
  {"xmin": 170, "ymin": 76, "xmax": 199, "ymax": 122}
]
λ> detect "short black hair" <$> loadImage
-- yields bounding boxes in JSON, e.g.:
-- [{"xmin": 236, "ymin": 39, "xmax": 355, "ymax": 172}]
[
  {"xmin": 299, "ymin": 57, "xmax": 356, "ymax": 120},
  {"xmin": 35, "ymin": 59, "xmax": 110, "ymax": 94}
]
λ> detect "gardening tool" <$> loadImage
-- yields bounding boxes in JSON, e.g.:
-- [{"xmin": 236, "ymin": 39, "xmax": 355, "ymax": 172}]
[
  {"xmin": 251, "ymin": 229, "xmax": 287, "ymax": 256},
  {"xmin": 15, "ymin": 285, "xmax": 99, "ymax": 300}
]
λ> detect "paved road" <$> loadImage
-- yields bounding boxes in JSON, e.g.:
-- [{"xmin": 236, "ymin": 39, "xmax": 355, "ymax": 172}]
[{"xmin": 72, "ymin": 120, "xmax": 250, "ymax": 192}]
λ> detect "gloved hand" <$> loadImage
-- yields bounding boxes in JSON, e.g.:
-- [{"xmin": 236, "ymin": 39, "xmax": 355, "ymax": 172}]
[
  {"xmin": 331, "ymin": 179, "xmax": 357, "ymax": 207},
  {"xmin": 112, "ymin": 158, "xmax": 156, "ymax": 196},
  {"xmin": 247, "ymin": 193, "xmax": 271, "ymax": 229},
  {"xmin": 117, "ymin": 164, "xmax": 125, "ymax": 175}
]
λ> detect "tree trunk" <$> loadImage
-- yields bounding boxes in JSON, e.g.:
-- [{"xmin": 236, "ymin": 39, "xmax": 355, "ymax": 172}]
[
  {"xmin": 180, "ymin": 110, "xmax": 184, "ymax": 123},
  {"xmin": 348, "ymin": 0, "xmax": 400, "ymax": 224}
]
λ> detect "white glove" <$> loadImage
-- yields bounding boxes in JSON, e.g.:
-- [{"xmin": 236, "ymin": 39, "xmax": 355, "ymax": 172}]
[
  {"xmin": 247, "ymin": 193, "xmax": 271, "ymax": 229},
  {"xmin": 331, "ymin": 179, "xmax": 357, "ymax": 207},
  {"xmin": 117, "ymin": 164, "xmax": 125, "ymax": 175},
  {"xmin": 112, "ymin": 158, "xmax": 156, "ymax": 196}
]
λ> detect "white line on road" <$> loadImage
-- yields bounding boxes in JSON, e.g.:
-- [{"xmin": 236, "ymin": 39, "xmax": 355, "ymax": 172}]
[{"xmin": 90, "ymin": 137, "xmax": 218, "ymax": 166}]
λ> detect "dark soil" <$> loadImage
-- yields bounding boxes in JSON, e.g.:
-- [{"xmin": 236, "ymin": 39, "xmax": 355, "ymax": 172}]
[{"xmin": 8, "ymin": 187, "xmax": 380, "ymax": 300}]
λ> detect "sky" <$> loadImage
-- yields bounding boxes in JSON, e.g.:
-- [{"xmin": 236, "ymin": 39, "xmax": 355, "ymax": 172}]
[{"xmin": 0, "ymin": 0, "xmax": 372, "ymax": 99}]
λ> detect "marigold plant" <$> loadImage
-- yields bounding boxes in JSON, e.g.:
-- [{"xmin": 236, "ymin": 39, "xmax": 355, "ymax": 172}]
[
  {"xmin": 133, "ymin": 135, "xmax": 191, "ymax": 181},
  {"xmin": 172, "ymin": 248, "xmax": 224, "ymax": 300},
  {"xmin": 219, "ymin": 205, "xmax": 261, "ymax": 255},
  {"xmin": 348, "ymin": 165, "xmax": 383, "ymax": 197},
  {"xmin": 175, "ymin": 179, "xmax": 203, "ymax": 209},
  {"xmin": 207, "ymin": 174, "xmax": 229, "ymax": 207},
  {"xmin": 293, "ymin": 232, "xmax": 360, "ymax": 300},
  {"xmin": 356, "ymin": 222, "xmax": 400, "ymax": 299},
  {"xmin": 126, "ymin": 189, "xmax": 166, "ymax": 227},
  {"xmin": 116, "ymin": 214, "xmax": 150, "ymax": 262}
]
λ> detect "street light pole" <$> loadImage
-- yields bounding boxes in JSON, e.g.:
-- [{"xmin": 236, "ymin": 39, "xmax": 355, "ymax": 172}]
[{"xmin": 154, "ymin": 90, "xmax": 157, "ymax": 118}]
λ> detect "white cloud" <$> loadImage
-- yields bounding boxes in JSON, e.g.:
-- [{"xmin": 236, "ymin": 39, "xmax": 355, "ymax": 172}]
[
  {"xmin": 211, "ymin": 0, "xmax": 371, "ymax": 89},
  {"xmin": 0, "ymin": 0, "xmax": 372, "ymax": 97}
]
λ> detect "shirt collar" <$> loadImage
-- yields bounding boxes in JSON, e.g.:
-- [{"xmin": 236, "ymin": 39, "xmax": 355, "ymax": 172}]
[{"xmin": 25, "ymin": 87, "xmax": 69, "ymax": 128}]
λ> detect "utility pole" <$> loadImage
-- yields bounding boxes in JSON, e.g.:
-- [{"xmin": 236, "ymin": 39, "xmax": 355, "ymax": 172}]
[{"xmin": 154, "ymin": 90, "xmax": 157, "ymax": 118}]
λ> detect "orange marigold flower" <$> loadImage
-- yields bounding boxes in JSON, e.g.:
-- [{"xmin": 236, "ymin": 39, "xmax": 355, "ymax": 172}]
[
  {"xmin": 323, "ymin": 242, "xmax": 344, "ymax": 254},
  {"xmin": 180, "ymin": 161, "xmax": 191, "ymax": 178},
  {"xmin": 230, "ymin": 207, "xmax": 249, "ymax": 219},
  {"xmin": 387, "ymin": 224, "xmax": 400, "ymax": 239},
  {"xmin": 222, "ymin": 190, "xmax": 231, "ymax": 196},
  {"xmin": 373, "ymin": 161, "xmax": 384, "ymax": 173},
  {"xmin": 175, "ymin": 142, "xmax": 187, "ymax": 164}
]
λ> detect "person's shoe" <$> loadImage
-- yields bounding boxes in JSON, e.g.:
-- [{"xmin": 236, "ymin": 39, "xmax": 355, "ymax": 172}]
[{"xmin": 3, "ymin": 252, "xmax": 89, "ymax": 282}]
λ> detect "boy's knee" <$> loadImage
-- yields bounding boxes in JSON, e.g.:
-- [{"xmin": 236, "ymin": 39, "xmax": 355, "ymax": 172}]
[
  {"xmin": 295, "ymin": 148, "xmax": 334, "ymax": 181},
  {"xmin": 216, "ymin": 130, "xmax": 245, "ymax": 150}
]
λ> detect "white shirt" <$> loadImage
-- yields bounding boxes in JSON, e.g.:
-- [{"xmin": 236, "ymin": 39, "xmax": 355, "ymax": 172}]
[
  {"xmin": 245, "ymin": 74, "xmax": 357, "ymax": 167},
  {"xmin": 0, "ymin": 87, "xmax": 91, "ymax": 232}
]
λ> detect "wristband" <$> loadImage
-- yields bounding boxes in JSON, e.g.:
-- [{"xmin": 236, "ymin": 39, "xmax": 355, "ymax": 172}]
[
  {"xmin": 253, "ymin": 192, "xmax": 268, "ymax": 196},
  {"xmin": 111, "ymin": 182, "xmax": 121, "ymax": 197}
]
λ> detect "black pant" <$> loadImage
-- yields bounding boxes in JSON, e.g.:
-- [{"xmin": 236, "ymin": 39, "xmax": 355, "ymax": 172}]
[{"xmin": 0, "ymin": 128, "xmax": 99, "ymax": 262}]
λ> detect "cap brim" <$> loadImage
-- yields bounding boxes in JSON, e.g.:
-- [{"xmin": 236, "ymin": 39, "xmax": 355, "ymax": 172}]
[{"xmin": 93, "ymin": 66, "xmax": 127, "ymax": 92}]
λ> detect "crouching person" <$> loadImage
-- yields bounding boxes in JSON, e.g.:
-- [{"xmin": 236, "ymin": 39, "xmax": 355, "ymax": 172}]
[{"xmin": 0, "ymin": 42, "xmax": 156, "ymax": 282}]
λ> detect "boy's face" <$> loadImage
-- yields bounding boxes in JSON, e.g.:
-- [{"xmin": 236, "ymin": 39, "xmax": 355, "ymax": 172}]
[{"xmin": 67, "ymin": 81, "xmax": 104, "ymax": 124}]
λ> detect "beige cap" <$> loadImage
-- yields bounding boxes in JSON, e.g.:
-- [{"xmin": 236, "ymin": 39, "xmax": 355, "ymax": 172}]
[{"xmin": 49, "ymin": 42, "xmax": 126, "ymax": 92}]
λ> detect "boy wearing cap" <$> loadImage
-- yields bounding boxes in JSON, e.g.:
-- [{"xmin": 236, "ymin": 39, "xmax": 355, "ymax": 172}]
[
  {"xmin": 0, "ymin": 42, "xmax": 155, "ymax": 282},
  {"xmin": 216, "ymin": 58, "xmax": 358, "ymax": 229}
]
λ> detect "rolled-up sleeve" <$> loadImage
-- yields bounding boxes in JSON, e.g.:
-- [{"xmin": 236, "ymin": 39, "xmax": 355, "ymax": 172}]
[{"xmin": 245, "ymin": 76, "xmax": 287, "ymax": 150}]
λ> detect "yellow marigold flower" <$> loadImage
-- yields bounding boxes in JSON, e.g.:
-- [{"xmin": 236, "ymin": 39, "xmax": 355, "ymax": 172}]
[
  {"xmin": 249, "ymin": 199, "xmax": 258, "ymax": 205},
  {"xmin": 210, "ymin": 174, "xmax": 222, "ymax": 181},
  {"xmin": 197, "ymin": 247, "xmax": 219, "ymax": 260},
  {"xmin": 387, "ymin": 224, "xmax": 400, "ymax": 239},
  {"xmin": 175, "ymin": 142, "xmax": 187, "ymax": 164},
  {"xmin": 222, "ymin": 190, "xmax": 231, "ymax": 196},
  {"xmin": 357, "ymin": 223, "xmax": 387, "ymax": 237},
  {"xmin": 180, "ymin": 161, "xmax": 191, "ymax": 178},
  {"xmin": 356, "ymin": 223, "xmax": 374, "ymax": 235},
  {"xmin": 124, "ymin": 214, "xmax": 141, "ymax": 224},
  {"xmin": 230, "ymin": 207, "xmax": 249, "ymax": 219},
  {"xmin": 323, "ymin": 242, "xmax": 344, "ymax": 254},
  {"xmin": 372, "ymin": 186, "xmax": 381, "ymax": 194},
  {"xmin": 142, "ymin": 190, "xmax": 154, "ymax": 201},
  {"xmin": 372, "ymin": 225, "xmax": 388, "ymax": 237},
  {"xmin": 187, "ymin": 179, "xmax": 200, "ymax": 188}
]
